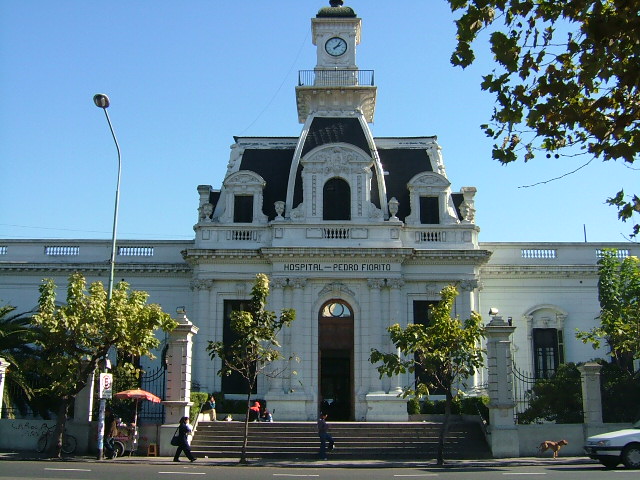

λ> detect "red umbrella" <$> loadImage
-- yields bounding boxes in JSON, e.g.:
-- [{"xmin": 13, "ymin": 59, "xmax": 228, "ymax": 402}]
[{"xmin": 113, "ymin": 389, "xmax": 162, "ymax": 425}]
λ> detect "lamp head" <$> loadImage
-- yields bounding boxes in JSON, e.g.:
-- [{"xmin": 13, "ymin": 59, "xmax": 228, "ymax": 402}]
[
  {"xmin": 488, "ymin": 307, "xmax": 499, "ymax": 316},
  {"xmin": 93, "ymin": 93, "xmax": 110, "ymax": 109}
]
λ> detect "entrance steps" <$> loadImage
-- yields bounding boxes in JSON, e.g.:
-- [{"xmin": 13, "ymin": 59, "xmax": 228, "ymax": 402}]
[{"xmin": 191, "ymin": 420, "xmax": 492, "ymax": 460}]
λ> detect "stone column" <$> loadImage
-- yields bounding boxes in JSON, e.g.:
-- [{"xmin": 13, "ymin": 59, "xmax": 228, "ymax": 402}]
[
  {"xmin": 485, "ymin": 315, "xmax": 519, "ymax": 458},
  {"xmin": 578, "ymin": 362, "xmax": 603, "ymax": 425},
  {"xmin": 267, "ymin": 277, "xmax": 287, "ymax": 395},
  {"xmin": 388, "ymin": 278, "xmax": 405, "ymax": 394},
  {"xmin": 0, "ymin": 357, "xmax": 9, "ymax": 415},
  {"xmin": 367, "ymin": 279, "xmax": 385, "ymax": 394},
  {"xmin": 191, "ymin": 279, "xmax": 213, "ymax": 393}
]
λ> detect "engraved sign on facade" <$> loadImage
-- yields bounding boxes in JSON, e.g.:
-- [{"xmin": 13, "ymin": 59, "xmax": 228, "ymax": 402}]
[{"xmin": 279, "ymin": 262, "xmax": 394, "ymax": 272}]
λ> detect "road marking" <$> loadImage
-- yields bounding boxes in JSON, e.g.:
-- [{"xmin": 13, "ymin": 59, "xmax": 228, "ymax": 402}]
[
  {"xmin": 158, "ymin": 472, "xmax": 206, "ymax": 476},
  {"xmin": 393, "ymin": 475, "xmax": 438, "ymax": 477},
  {"xmin": 501, "ymin": 474, "xmax": 546, "ymax": 476},
  {"xmin": 273, "ymin": 475, "xmax": 320, "ymax": 478},
  {"xmin": 44, "ymin": 468, "xmax": 92, "ymax": 472}
]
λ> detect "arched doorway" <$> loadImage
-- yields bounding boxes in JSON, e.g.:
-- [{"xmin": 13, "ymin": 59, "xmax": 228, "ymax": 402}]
[{"xmin": 318, "ymin": 300, "xmax": 354, "ymax": 421}]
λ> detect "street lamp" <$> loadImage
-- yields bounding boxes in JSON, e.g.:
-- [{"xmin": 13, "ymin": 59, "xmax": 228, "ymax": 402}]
[{"xmin": 93, "ymin": 93, "xmax": 121, "ymax": 460}]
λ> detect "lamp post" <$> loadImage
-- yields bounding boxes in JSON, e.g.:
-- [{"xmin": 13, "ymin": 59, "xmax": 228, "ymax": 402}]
[{"xmin": 93, "ymin": 93, "xmax": 121, "ymax": 460}]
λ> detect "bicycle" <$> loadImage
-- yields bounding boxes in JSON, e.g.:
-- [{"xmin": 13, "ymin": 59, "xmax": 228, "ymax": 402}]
[{"xmin": 36, "ymin": 424, "xmax": 77, "ymax": 454}]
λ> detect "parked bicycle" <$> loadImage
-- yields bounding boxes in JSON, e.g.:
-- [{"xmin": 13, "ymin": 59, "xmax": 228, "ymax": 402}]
[{"xmin": 36, "ymin": 424, "xmax": 77, "ymax": 454}]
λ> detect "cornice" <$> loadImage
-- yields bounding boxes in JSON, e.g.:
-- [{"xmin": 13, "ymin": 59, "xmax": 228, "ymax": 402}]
[
  {"xmin": 406, "ymin": 249, "xmax": 492, "ymax": 266},
  {"xmin": 261, "ymin": 247, "xmax": 415, "ymax": 260},
  {"xmin": 480, "ymin": 264, "xmax": 598, "ymax": 278},
  {"xmin": 0, "ymin": 262, "xmax": 191, "ymax": 276},
  {"xmin": 181, "ymin": 249, "xmax": 267, "ymax": 265}
]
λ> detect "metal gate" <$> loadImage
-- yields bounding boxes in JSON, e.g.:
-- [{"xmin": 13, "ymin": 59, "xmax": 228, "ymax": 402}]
[
  {"xmin": 512, "ymin": 362, "xmax": 537, "ymax": 423},
  {"xmin": 140, "ymin": 365, "xmax": 165, "ymax": 423}
]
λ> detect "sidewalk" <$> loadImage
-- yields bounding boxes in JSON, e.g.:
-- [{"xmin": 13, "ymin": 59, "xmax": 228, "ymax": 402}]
[{"xmin": 0, "ymin": 450, "xmax": 596, "ymax": 468}]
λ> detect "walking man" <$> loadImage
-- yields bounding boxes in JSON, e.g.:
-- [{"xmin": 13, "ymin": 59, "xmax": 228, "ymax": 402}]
[{"xmin": 317, "ymin": 412, "xmax": 334, "ymax": 460}]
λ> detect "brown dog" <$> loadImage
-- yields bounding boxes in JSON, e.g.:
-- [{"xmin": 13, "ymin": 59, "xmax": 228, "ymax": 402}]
[{"xmin": 537, "ymin": 439, "xmax": 568, "ymax": 458}]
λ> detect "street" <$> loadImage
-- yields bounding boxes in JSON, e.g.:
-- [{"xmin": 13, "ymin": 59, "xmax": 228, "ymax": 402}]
[{"xmin": 0, "ymin": 460, "xmax": 637, "ymax": 480}]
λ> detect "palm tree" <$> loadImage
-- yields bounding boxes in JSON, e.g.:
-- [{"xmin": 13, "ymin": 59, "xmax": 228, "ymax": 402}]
[{"xmin": 0, "ymin": 303, "xmax": 40, "ymax": 417}]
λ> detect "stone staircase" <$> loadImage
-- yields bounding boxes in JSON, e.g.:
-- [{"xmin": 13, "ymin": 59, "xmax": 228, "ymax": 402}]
[{"xmin": 191, "ymin": 420, "xmax": 492, "ymax": 460}]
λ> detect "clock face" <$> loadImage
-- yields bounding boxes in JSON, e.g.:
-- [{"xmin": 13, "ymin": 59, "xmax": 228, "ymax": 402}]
[{"xmin": 325, "ymin": 37, "xmax": 347, "ymax": 57}]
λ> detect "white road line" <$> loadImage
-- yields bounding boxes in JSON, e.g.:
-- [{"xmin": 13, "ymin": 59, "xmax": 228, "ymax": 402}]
[
  {"xmin": 158, "ymin": 472, "xmax": 206, "ymax": 476},
  {"xmin": 501, "ymin": 474, "xmax": 546, "ymax": 476},
  {"xmin": 273, "ymin": 475, "xmax": 320, "ymax": 477},
  {"xmin": 44, "ymin": 468, "xmax": 92, "ymax": 472},
  {"xmin": 393, "ymin": 475, "xmax": 439, "ymax": 477}
]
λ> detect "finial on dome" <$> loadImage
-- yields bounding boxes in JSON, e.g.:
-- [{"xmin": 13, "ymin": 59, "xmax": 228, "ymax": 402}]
[{"xmin": 329, "ymin": 0, "xmax": 344, "ymax": 6}]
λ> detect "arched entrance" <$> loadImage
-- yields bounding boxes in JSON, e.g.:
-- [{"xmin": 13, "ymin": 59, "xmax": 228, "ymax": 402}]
[{"xmin": 318, "ymin": 300, "xmax": 354, "ymax": 421}]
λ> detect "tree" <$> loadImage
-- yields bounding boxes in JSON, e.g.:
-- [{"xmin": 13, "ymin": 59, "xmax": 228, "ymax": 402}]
[
  {"xmin": 32, "ymin": 272, "xmax": 177, "ymax": 457},
  {"xmin": 206, "ymin": 273, "xmax": 295, "ymax": 464},
  {"xmin": 576, "ymin": 249, "xmax": 640, "ymax": 370},
  {"xmin": 517, "ymin": 363, "xmax": 583, "ymax": 424},
  {"xmin": 446, "ymin": 0, "xmax": 640, "ymax": 235},
  {"xmin": 370, "ymin": 285, "xmax": 485, "ymax": 465},
  {"xmin": 0, "ymin": 304, "xmax": 41, "ymax": 417}
]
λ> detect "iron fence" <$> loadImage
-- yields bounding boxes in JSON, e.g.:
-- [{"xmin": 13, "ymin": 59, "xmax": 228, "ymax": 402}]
[
  {"xmin": 298, "ymin": 69, "xmax": 374, "ymax": 87},
  {"xmin": 512, "ymin": 362, "xmax": 537, "ymax": 423},
  {"xmin": 139, "ymin": 365, "xmax": 165, "ymax": 424}
]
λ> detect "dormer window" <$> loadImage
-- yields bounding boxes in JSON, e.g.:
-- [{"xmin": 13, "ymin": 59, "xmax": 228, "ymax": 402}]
[
  {"xmin": 419, "ymin": 196, "xmax": 439, "ymax": 225},
  {"xmin": 405, "ymin": 172, "xmax": 459, "ymax": 226},
  {"xmin": 216, "ymin": 171, "xmax": 268, "ymax": 225},
  {"xmin": 234, "ymin": 195, "xmax": 254, "ymax": 223},
  {"xmin": 323, "ymin": 177, "xmax": 351, "ymax": 221}
]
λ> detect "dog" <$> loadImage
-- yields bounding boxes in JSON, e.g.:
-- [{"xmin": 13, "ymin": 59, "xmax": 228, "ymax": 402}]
[{"xmin": 537, "ymin": 439, "xmax": 568, "ymax": 458}]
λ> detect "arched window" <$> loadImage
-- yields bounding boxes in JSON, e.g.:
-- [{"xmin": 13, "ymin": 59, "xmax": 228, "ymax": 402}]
[{"xmin": 323, "ymin": 178, "xmax": 350, "ymax": 220}]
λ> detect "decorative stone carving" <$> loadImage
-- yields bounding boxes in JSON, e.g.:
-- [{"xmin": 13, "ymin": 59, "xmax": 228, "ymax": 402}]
[
  {"xmin": 368, "ymin": 279, "xmax": 385, "ymax": 290},
  {"xmin": 199, "ymin": 203, "xmax": 214, "ymax": 223},
  {"xmin": 388, "ymin": 197, "xmax": 399, "ymax": 220},
  {"xmin": 319, "ymin": 282, "xmax": 355, "ymax": 297},
  {"xmin": 459, "ymin": 279, "xmax": 479, "ymax": 292},
  {"xmin": 460, "ymin": 187, "xmax": 477, "ymax": 224},
  {"xmin": 367, "ymin": 202, "xmax": 383, "ymax": 220},
  {"xmin": 290, "ymin": 203, "xmax": 305, "ymax": 220},
  {"xmin": 271, "ymin": 277, "xmax": 288, "ymax": 289},
  {"xmin": 190, "ymin": 279, "xmax": 214, "ymax": 291},
  {"xmin": 274, "ymin": 200, "xmax": 285, "ymax": 220}
]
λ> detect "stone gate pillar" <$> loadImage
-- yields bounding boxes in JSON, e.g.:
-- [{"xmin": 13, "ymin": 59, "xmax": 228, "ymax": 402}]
[
  {"xmin": 160, "ymin": 309, "xmax": 198, "ymax": 455},
  {"xmin": 485, "ymin": 315, "xmax": 518, "ymax": 457},
  {"xmin": 578, "ymin": 362, "xmax": 603, "ymax": 425}
]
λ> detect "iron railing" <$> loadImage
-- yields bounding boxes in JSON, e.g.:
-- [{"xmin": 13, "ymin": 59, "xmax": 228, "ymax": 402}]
[{"xmin": 298, "ymin": 69, "xmax": 374, "ymax": 87}]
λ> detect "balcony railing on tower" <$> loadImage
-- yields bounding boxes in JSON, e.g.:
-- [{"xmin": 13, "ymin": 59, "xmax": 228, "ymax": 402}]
[{"xmin": 298, "ymin": 69, "xmax": 375, "ymax": 87}]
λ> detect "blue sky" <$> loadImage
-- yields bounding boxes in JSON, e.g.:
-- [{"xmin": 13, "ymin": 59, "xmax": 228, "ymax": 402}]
[{"xmin": 1, "ymin": 0, "xmax": 636, "ymax": 243}]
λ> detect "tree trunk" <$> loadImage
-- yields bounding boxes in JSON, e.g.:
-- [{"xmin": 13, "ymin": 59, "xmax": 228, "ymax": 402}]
[
  {"xmin": 51, "ymin": 397, "xmax": 70, "ymax": 458},
  {"xmin": 436, "ymin": 387, "xmax": 453, "ymax": 466},
  {"xmin": 239, "ymin": 391, "xmax": 251, "ymax": 464}
]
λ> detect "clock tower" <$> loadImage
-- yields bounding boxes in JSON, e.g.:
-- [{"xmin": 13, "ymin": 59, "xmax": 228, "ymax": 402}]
[{"xmin": 295, "ymin": 0, "xmax": 377, "ymax": 123}]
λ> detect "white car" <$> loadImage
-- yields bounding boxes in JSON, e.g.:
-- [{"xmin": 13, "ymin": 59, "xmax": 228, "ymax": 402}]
[{"xmin": 584, "ymin": 421, "xmax": 640, "ymax": 469}]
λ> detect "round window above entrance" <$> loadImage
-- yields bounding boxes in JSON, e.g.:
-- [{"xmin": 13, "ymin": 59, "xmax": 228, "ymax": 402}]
[{"xmin": 321, "ymin": 301, "xmax": 352, "ymax": 318}]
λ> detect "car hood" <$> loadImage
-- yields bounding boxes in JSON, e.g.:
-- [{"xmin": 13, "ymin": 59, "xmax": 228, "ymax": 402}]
[{"xmin": 587, "ymin": 429, "xmax": 640, "ymax": 441}]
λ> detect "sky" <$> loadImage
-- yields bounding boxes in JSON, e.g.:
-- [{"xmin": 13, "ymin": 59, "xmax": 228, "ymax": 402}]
[{"xmin": 1, "ymin": 0, "xmax": 637, "ymax": 244}]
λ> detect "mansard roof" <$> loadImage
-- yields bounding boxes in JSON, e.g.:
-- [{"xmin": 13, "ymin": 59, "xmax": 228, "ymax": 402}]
[{"xmin": 209, "ymin": 131, "xmax": 458, "ymax": 222}]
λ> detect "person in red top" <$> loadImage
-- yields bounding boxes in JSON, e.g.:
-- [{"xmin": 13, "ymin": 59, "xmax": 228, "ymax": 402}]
[{"xmin": 249, "ymin": 401, "xmax": 261, "ymax": 422}]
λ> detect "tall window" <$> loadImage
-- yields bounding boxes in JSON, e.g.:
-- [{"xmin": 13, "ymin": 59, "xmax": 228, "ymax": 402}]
[
  {"xmin": 323, "ymin": 178, "xmax": 350, "ymax": 220},
  {"xmin": 419, "ymin": 196, "xmax": 439, "ymax": 224},
  {"xmin": 222, "ymin": 300, "xmax": 256, "ymax": 394},
  {"xmin": 234, "ymin": 195, "xmax": 253, "ymax": 223},
  {"xmin": 413, "ymin": 300, "xmax": 445, "ymax": 394},
  {"xmin": 533, "ymin": 328, "xmax": 564, "ymax": 379}
]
